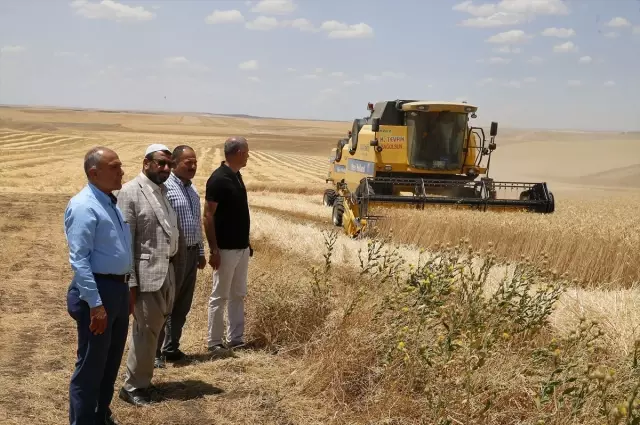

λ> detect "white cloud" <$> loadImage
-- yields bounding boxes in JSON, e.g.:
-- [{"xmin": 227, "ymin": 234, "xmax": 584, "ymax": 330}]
[
  {"xmin": 381, "ymin": 71, "xmax": 405, "ymax": 78},
  {"xmin": 286, "ymin": 67, "xmax": 296, "ymax": 72},
  {"xmin": 205, "ymin": 10, "xmax": 244, "ymax": 24},
  {"xmin": 527, "ymin": 56, "xmax": 543, "ymax": 64},
  {"xmin": 579, "ymin": 56, "xmax": 592, "ymax": 64},
  {"xmin": 498, "ymin": 0, "xmax": 569, "ymax": 15},
  {"xmin": 493, "ymin": 45, "xmax": 521, "ymax": 54},
  {"xmin": 329, "ymin": 72, "xmax": 345, "ymax": 77},
  {"xmin": 523, "ymin": 77, "xmax": 537, "ymax": 83},
  {"xmin": 285, "ymin": 18, "xmax": 316, "ymax": 32},
  {"xmin": 606, "ymin": 17, "xmax": 631, "ymax": 28},
  {"xmin": 364, "ymin": 71, "xmax": 406, "ymax": 81},
  {"xmin": 238, "ymin": 60, "xmax": 258, "ymax": 70},
  {"xmin": 320, "ymin": 21, "xmax": 374, "ymax": 38},
  {"xmin": 164, "ymin": 56, "xmax": 189, "ymax": 65},
  {"xmin": 486, "ymin": 29, "xmax": 531, "ymax": 43},
  {"xmin": 633, "ymin": 26, "xmax": 640, "ymax": 34},
  {"xmin": 553, "ymin": 41, "xmax": 577, "ymax": 53},
  {"xmin": 453, "ymin": 0, "xmax": 568, "ymax": 27},
  {"xmin": 503, "ymin": 80, "xmax": 521, "ymax": 88},
  {"xmin": 460, "ymin": 12, "xmax": 523, "ymax": 28},
  {"xmin": 604, "ymin": 80, "xmax": 615, "ymax": 87},
  {"xmin": 300, "ymin": 74, "xmax": 318, "ymax": 79},
  {"xmin": 453, "ymin": 1, "xmax": 497, "ymax": 17},
  {"xmin": 245, "ymin": 16, "xmax": 279, "ymax": 30},
  {"xmin": 70, "ymin": 0, "xmax": 155, "ymax": 22},
  {"xmin": 250, "ymin": 0, "xmax": 296, "ymax": 15},
  {"xmin": 542, "ymin": 27, "xmax": 575, "ymax": 38},
  {"xmin": 163, "ymin": 56, "xmax": 209, "ymax": 72},
  {"xmin": 568, "ymin": 79, "xmax": 582, "ymax": 87},
  {"xmin": 343, "ymin": 80, "xmax": 359, "ymax": 86},
  {"xmin": 477, "ymin": 77, "xmax": 494, "ymax": 86},
  {"xmin": 477, "ymin": 56, "xmax": 511, "ymax": 64},
  {"xmin": 248, "ymin": 76, "xmax": 261, "ymax": 83},
  {"xmin": 603, "ymin": 32, "xmax": 619, "ymax": 39},
  {"xmin": 1, "ymin": 45, "xmax": 26, "ymax": 54},
  {"xmin": 53, "ymin": 51, "xmax": 76, "ymax": 57}
]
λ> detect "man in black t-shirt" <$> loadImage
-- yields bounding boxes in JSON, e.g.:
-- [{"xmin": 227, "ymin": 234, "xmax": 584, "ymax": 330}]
[{"xmin": 203, "ymin": 136, "xmax": 251, "ymax": 356}]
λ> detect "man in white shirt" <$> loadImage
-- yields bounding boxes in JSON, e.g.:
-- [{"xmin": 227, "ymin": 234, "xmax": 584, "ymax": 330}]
[{"xmin": 116, "ymin": 143, "xmax": 180, "ymax": 406}]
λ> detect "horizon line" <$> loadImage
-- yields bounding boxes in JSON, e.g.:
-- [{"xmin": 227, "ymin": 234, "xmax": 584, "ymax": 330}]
[{"xmin": 0, "ymin": 102, "xmax": 637, "ymax": 134}]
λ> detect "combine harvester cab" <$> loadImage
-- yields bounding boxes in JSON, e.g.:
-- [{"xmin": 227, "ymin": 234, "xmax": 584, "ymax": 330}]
[{"xmin": 323, "ymin": 99, "xmax": 555, "ymax": 237}]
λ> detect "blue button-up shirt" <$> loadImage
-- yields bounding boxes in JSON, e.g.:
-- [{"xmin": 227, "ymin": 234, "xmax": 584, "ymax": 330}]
[
  {"xmin": 64, "ymin": 183, "xmax": 133, "ymax": 308},
  {"xmin": 164, "ymin": 172, "xmax": 205, "ymax": 256}
]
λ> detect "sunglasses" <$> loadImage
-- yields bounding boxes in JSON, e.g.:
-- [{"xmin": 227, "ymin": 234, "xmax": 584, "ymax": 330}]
[{"xmin": 151, "ymin": 158, "xmax": 175, "ymax": 168}]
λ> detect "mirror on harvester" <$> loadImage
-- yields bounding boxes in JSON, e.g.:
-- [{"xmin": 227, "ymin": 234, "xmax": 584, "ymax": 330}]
[
  {"xmin": 371, "ymin": 117, "xmax": 380, "ymax": 132},
  {"xmin": 490, "ymin": 121, "xmax": 498, "ymax": 137}
]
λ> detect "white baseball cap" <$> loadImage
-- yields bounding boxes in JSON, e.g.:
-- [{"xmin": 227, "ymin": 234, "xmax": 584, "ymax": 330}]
[{"xmin": 145, "ymin": 143, "xmax": 171, "ymax": 156}]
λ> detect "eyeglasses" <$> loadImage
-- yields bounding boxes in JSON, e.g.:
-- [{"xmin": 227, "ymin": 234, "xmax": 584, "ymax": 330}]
[{"xmin": 151, "ymin": 159, "xmax": 175, "ymax": 169}]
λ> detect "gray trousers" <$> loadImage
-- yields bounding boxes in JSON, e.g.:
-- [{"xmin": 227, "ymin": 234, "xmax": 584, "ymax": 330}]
[
  {"xmin": 157, "ymin": 247, "xmax": 199, "ymax": 356},
  {"xmin": 123, "ymin": 263, "xmax": 175, "ymax": 392}
]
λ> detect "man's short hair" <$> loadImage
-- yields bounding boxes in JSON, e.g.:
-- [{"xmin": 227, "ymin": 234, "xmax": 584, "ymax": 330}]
[
  {"xmin": 84, "ymin": 146, "xmax": 107, "ymax": 177},
  {"xmin": 224, "ymin": 137, "xmax": 248, "ymax": 158},
  {"xmin": 172, "ymin": 145, "xmax": 194, "ymax": 161}
]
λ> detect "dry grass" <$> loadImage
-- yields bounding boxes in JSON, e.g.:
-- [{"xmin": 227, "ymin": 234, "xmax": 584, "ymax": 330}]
[
  {"xmin": 2, "ymin": 106, "xmax": 640, "ymax": 425},
  {"xmin": 368, "ymin": 195, "xmax": 640, "ymax": 288}
]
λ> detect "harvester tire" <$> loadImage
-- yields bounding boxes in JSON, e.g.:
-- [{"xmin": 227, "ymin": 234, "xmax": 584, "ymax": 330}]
[
  {"xmin": 332, "ymin": 198, "xmax": 344, "ymax": 227},
  {"xmin": 323, "ymin": 189, "xmax": 336, "ymax": 207},
  {"xmin": 547, "ymin": 192, "xmax": 555, "ymax": 213}
]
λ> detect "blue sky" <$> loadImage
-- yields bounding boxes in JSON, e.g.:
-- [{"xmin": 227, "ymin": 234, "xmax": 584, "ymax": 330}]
[{"xmin": 0, "ymin": 0, "xmax": 639, "ymax": 131}]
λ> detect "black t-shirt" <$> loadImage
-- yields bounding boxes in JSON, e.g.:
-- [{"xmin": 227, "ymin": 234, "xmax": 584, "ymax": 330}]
[{"xmin": 205, "ymin": 162, "xmax": 250, "ymax": 250}]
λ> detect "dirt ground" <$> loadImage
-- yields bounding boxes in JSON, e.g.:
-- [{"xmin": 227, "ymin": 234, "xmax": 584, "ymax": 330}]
[{"xmin": 0, "ymin": 106, "xmax": 639, "ymax": 424}]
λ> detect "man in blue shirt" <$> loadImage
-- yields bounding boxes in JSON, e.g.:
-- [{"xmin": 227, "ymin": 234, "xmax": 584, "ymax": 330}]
[{"xmin": 64, "ymin": 146, "xmax": 133, "ymax": 425}]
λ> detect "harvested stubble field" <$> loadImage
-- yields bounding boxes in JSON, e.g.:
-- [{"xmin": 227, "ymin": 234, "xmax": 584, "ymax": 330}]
[{"xmin": 1, "ymin": 106, "xmax": 640, "ymax": 425}]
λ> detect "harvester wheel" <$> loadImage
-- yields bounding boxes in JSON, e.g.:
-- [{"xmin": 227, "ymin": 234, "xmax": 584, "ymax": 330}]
[
  {"xmin": 332, "ymin": 198, "xmax": 344, "ymax": 227},
  {"xmin": 323, "ymin": 189, "xmax": 336, "ymax": 207},
  {"xmin": 547, "ymin": 192, "xmax": 555, "ymax": 213}
]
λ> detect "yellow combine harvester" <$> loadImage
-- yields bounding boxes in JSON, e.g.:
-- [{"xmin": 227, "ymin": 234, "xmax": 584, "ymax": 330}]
[{"xmin": 323, "ymin": 99, "xmax": 555, "ymax": 237}]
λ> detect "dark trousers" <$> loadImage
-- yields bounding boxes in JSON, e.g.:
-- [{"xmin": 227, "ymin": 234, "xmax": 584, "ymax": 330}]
[
  {"xmin": 67, "ymin": 276, "xmax": 130, "ymax": 425},
  {"xmin": 157, "ymin": 247, "xmax": 198, "ymax": 356}
]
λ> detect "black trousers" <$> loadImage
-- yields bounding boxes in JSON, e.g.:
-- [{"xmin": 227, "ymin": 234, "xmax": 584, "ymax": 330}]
[
  {"xmin": 67, "ymin": 276, "xmax": 129, "ymax": 425},
  {"xmin": 157, "ymin": 247, "xmax": 198, "ymax": 356}
]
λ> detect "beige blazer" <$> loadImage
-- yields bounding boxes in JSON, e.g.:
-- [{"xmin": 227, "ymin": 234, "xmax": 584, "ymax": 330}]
[{"xmin": 117, "ymin": 173, "xmax": 182, "ymax": 292}]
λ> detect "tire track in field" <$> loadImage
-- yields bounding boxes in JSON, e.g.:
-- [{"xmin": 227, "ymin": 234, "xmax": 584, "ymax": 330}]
[
  {"xmin": 0, "ymin": 133, "xmax": 49, "ymax": 145},
  {"xmin": 1, "ymin": 135, "xmax": 64, "ymax": 149},
  {"xmin": 269, "ymin": 152, "xmax": 328, "ymax": 176},
  {"xmin": 240, "ymin": 150, "xmax": 276, "ymax": 184},
  {"xmin": 3, "ymin": 136, "xmax": 84, "ymax": 151},
  {"xmin": 259, "ymin": 151, "xmax": 327, "ymax": 179},
  {"xmin": 250, "ymin": 151, "xmax": 321, "ymax": 184}
]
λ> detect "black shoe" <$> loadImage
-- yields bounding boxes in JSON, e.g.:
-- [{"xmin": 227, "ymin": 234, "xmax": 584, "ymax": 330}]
[
  {"xmin": 163, "ymin": 349, "xmax": 186, "ymax": 362},
  {"xmin": 154, "ymin": 356, "xmax": 166, "ymax": 368},
  {"xmin": 118, "ymin": 387, "xmax": 152, "ymax": 407}
]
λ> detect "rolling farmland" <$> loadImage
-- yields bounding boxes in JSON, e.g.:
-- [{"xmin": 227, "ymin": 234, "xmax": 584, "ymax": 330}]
[{"xmin": 1, "ymin": 106, "xmax": 640, "ymax": 424}]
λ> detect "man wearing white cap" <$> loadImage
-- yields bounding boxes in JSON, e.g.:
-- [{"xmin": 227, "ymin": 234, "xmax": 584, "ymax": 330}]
[{"xmin": 116, "ymin": 143, "xmax": 181, "ymax": 406}]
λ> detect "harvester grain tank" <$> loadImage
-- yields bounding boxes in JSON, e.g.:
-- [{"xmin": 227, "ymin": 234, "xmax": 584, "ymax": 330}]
[{"xmin": 323, "ymin": 99, "xmax": 555, "ymax": 237}]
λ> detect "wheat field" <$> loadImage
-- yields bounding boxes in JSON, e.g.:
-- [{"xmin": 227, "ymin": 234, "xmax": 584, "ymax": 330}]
[{"xmin": 1, "ymin": 106, "xmax": 640, "ymax": 424}]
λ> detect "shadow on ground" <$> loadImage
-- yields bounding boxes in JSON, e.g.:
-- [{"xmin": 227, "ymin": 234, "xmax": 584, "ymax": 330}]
[{"xmin": 152, "ymin": 379, "xmax": 224, "ymax": 401}]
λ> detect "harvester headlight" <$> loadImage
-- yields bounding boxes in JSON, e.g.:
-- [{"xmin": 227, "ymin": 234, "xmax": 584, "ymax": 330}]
[
  {"xmin": 384, "ymin": 165, "xmax": 392, "ymax": 171},
  {"xmin": 467, "ymin": 167, "xmax": 479, "ymax": 177}
]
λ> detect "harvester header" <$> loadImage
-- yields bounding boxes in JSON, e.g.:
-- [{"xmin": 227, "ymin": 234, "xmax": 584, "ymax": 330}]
[{"xmin": 323, "ymin": 99, "xmax": 555, "ymax": 237}]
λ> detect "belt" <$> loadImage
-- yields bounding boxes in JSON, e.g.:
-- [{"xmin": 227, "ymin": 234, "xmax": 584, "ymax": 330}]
[{"xmin": 94, "ymin": 273, "xmax": 130, "ymax": 283}]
